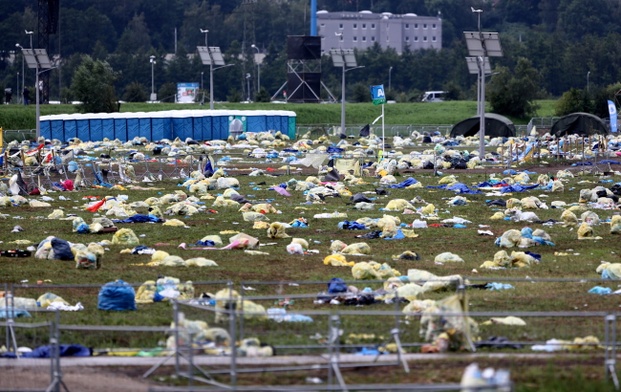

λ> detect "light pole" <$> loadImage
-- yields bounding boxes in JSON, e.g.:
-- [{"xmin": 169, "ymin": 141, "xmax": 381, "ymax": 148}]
[
  {"xmin": 388, "ymin": 66, "xmax": 393, "ymax": 91},
  {"xmin": 472, "ymin": 7, "xmax": 485, "ymax": 159},
  {"xmin": 245, "ymin": 73, "xmax": 251, "ymax": 101},
  {"xmin": 16, "ymin": 44, "xmax": 25, "ymax": 104},
  {"xmin": 149, "ymin": 55, "xmax": 156, "ymax": 101},
  {"xmin": 25, "ymin": 30, "xmax": 33, "ymax": 49},
  {"xmin": 200, "ymin": 28, "xmax": 214, "ymax": 109},
  {"xmin": 251, "ymin": 44, "xmax": 260, "ymax": 95},
  {"xmin": 587, "ymin": 71, "xmax": 591, "ymax": 94},
  {"xmin": 200, "ymin": 72, "xmax": 205, "ymax": 105}
]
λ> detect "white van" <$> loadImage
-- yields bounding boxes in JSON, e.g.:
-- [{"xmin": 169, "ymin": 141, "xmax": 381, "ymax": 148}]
[{"xmin": 421, "ymin": 91, "xmax": 446, "ymax": 102}]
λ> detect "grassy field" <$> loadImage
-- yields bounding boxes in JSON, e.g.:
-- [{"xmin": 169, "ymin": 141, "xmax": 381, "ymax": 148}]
[
  {"xmin": 0, "ymin": 135, "xmax": 619, "ymax": 390},
  {"xmin": 0, "ymin": 100, "xmax": 558, "ymax": 130}
]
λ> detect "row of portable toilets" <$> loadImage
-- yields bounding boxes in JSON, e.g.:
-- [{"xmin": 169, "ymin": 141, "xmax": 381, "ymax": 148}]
[{"xmin": 39, "ymin": 110, "xmax": 297, "ymax": 142}]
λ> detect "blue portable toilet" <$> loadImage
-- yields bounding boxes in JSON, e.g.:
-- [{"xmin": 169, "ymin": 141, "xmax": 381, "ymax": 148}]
[
  {"xmin": 127, "ymin": 115, "xmax": 141, "ymax": 140},
  {"xmin": 151, "ymin": 112, "xmax": 172, "ymax": 141},
  {"xmin": 90, "ymin": 118, "xmax": 103, "ymax": 141},
  {"xmin": 112, "ymin": 114, "xmax": 128, "ymax": 141}
]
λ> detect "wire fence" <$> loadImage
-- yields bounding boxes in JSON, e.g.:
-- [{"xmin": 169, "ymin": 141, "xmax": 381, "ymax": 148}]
[{"xmin": 1, "ymin": 278, "xmax": 620, "ymax": 390}]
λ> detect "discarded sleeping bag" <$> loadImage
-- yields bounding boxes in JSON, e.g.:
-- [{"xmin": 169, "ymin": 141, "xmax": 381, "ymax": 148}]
[
  {"xmin": 98, "ymin": 279, "xmax": 136, "ymax": 311},
  {"xmin": 51, "ymin": 237, "xmax": 74, "ymax": 260}
]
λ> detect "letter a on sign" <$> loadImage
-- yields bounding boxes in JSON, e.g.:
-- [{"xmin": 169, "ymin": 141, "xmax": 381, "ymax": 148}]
[{"xmin": 370, "ymin": 85, "xmax": 386, "ymax": 105}]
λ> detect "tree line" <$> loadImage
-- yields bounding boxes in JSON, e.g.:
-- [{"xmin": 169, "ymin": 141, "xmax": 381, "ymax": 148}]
[{"xmin": 1, "ymin": 0, "xmax": 621, "ymax": 118}]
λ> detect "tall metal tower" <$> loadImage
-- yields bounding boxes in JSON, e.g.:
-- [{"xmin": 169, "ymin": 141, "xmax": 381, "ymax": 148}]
[{"xmin": 37, "ymin": 0, "xmax": 59, "ymax": 104}]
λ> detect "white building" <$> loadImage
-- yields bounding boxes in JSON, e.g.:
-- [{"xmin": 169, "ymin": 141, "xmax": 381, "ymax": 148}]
[{"xmin": 317, "ymin": 10, "xmax": 442, "ymax": 55}]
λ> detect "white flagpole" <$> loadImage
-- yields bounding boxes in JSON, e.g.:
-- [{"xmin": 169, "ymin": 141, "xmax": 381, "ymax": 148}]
[{"xmin": 381, "ymin": 103, "xmax": 385, "ymax": 156}]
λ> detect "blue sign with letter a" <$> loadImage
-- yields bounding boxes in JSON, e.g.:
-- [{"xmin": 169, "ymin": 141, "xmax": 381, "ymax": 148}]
[{"xmin": 370, "ymin": 85, "xmax": 386, "ymax": 105}]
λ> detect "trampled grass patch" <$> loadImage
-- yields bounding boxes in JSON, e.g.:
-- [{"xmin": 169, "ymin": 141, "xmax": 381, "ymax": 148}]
[{"xmin": 0, "ymin": 145, "xmax": 619, "ymax": 388}]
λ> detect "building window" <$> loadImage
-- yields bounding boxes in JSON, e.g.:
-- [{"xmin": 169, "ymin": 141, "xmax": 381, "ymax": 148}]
[
  {"xmin": 432, "ymin": 36, "xmax": 437, "ymax": 42},
  {"xmin": 423, "ymin": 23, "xmax": 427, "ymax": 29},
  {"xmin": 414, "ymin": 36, "xmax": 418, "ymax": 42},
  {"xmin": 339, "ymin": 35, "xmax": 343, "ymax": 41},
  {"xmin": 353, "ymin": 36, "xmax": 357, "ymax": 41},
  {"xmin": 320, "ymin": 23, "xmax": 325, "ymax": 28},
  {"xmin": 423, "ymin": 36, "xmax": 427, "ymax": 41},
  {"xmin": 405, "ymin": 36, "xmax": 409, "ymax": 42},
  {"xmin": 339, "ymin": 23, "xmax": 343, "ymax": 29},
  {"xmin": 362, "ymin": 36, "xmax": 366, "ymax": 42},
  {"xmin": 414, "ymin": 23, "xmax": 418, "ymax": 28},
  {"xmin": 405, "ymin": 23, "xmax": 409, "ymax": 29},
  {"xmin": 432, "ymin": 23, "xmax": 437, "ymax": 29},
  {"xmin": 371, "ymin": 36, "xmax": 375, "ymax": 41},
  {"xmin": 353, "ymin": 23, "xmax": 357, "ymax": 29},
  {"xmin": 362, "ymin": 23, "xmax": 366, "ymax": 29},
  {"xmin": 371, "ymin": 23, "xmax": 376, "ymax": 29}
]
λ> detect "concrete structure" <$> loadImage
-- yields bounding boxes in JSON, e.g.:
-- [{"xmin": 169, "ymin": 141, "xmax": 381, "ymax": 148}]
[{"xmin": 317, "ymin": 10, "xmax": 442, "ymax": 55}]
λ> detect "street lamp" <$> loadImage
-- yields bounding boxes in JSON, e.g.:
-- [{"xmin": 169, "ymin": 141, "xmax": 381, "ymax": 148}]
[
  {"xmin": 199, "ymin": 28, "xmax": 215, "ymax": 109},
  {"xmin": 149, "ymin": 55, "xmax": 157, "ymax": 102},
  {"xmin": 245, "ymin": 73, "xmax": 251, "ymax": 102},
  {"xmin": 16, "ymin": 44, "xmax": 24, "ymax": 104},
  {"xmin": 388, "ymin": 66, "xmax": 393, "ymax": 91},
  {"xmin": 25, "ymin": 30, "xmax": 33, "ymax": 49},
  {"xmin": 251, "ymin": 44, "xmax": 260, "ymax": 95}
]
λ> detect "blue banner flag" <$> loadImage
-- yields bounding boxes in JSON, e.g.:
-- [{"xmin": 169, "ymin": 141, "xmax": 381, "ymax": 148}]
[
  {"xmin": 370, "ymin": 85, "xmax": 386, "ymax": 105},
  {"xmin": 608, "ymin": 100, "xmax": 617, "ymax": 133}
]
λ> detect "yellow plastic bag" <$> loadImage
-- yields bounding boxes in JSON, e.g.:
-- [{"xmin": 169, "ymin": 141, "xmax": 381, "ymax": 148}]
[
  {"xmin": 111, "ymin": 228, "xmax": 140, "ymax": 245},
  {"xmin": 323, "ymin": 254, "xmax": 353, "ymax": 267}
]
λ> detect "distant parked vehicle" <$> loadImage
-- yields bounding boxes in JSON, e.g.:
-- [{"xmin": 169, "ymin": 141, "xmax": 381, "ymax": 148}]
[{"xmin": 421, "ymin": 91, "xmax": 446, "ymax": 102}]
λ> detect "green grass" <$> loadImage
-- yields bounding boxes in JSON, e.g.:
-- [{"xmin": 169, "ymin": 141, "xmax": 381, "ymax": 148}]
[
  {"xmin": 0, "ymin": 100, "xmax": 558, "ymax": 130},
  {"xmin": 0, "ymin": 144, "xmax": 618, "ymax": 388}
]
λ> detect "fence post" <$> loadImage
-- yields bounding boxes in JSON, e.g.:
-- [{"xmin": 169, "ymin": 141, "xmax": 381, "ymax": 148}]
[
  {"xmin": 228, "ymin": 280, "xmax": 238, "ymax": 387},
  {"xmin": 605, "ymin": 314, "xmax": 619, "ymax": 389},
  {"xmin": 48, "ymin": 310, "xmax": 65, "ymax": 392},
  {"xmin": 327, "ymin": 314, "xmax": 347, "ymax": 391}
]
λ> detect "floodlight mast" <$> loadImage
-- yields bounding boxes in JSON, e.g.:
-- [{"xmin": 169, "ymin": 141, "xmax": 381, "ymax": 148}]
[
  {"xmin": 331, "ymin": 46, "xmax": 361, "ymax": 137},
  {"xmin": 464, "ymin": 8, "xmax": 502, "ymax": 161},
  {"xmin": 20, "ymin": 48, "xmax": 53, "ymax": 140},
  {"xmin": 474, "ymin": 8, "xmax": 485, "ymax": 159}
]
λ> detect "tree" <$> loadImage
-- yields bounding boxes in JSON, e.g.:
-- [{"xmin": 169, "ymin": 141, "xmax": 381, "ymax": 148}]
[
  {"xmin": 71, "ymin": 55, "xmax": 118, "ymax": 113},
  {"xmin": 488, "ymin": 57, "xmax": 541, "ymax": 118},
  {"xmin": 158, "ymin": 82, "xmax": 177, "ymax": 103},
  {"xmin": 554, "ymin": 88, "xmax": 590, "ymax": 116},
  {"xmin": 122, "ymin": 82, "xmax": 148, "ymax": 102}
]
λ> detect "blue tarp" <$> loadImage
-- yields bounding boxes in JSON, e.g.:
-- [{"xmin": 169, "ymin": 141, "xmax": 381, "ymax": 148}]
[
  {"xmin": 113, "ymin": 214, "xmax": 163, "ymax": 224},
  {"xmin": 447, "ymin": 182, "xmax": 481, "ymax": 194},
  {"xmin": 499, "ymin": 184, "xmax": 539, "ymax": 193},
  {"xmin": 388, "ymin": 177, "xmax": 419, "ymax": 189}
]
